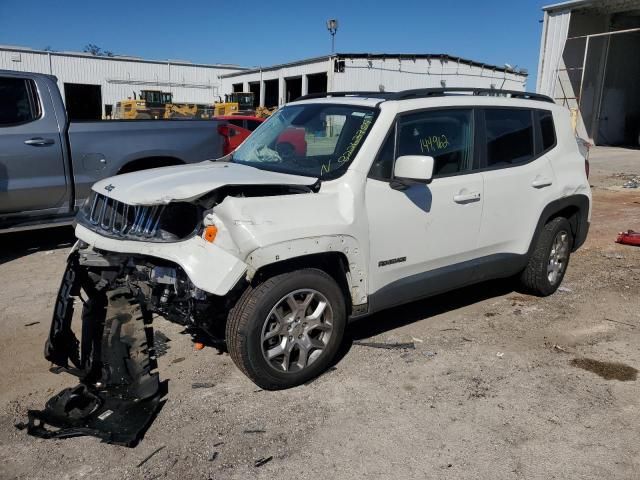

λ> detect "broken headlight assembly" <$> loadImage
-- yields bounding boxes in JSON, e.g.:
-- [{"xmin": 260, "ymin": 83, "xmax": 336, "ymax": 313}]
[{"xmin": 77, "ymin": 191, "xmax": 201, "ymax": 242}]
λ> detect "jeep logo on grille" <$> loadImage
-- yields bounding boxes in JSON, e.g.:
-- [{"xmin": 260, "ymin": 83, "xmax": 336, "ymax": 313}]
[{"xmin": 104, "ymin": 184, "xmax": 115, "ymax": 192}]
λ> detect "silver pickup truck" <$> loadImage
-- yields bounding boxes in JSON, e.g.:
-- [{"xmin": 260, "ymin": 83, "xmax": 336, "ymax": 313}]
[{"xmin": 0, "ymin": 70, "xmax": 225, "ymax": 232}]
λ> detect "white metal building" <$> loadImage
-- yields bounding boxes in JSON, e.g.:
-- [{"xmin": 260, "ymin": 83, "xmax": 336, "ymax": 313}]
[
  {"xmin": 219, "ymin": 53, "xmax": 528, "ymax": 109},
  {"xmin": 0, "ymin": 44, "xmax": 246, "ymax": 119},
  {"xmin": 537, "ymin": 0, "xmax": 640, "ymax": 145}
]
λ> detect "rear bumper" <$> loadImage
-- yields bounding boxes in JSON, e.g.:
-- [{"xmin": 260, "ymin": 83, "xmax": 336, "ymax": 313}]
[{"xmin": 75, "ymin": 223, "xmax": 247, "ymax": 295}]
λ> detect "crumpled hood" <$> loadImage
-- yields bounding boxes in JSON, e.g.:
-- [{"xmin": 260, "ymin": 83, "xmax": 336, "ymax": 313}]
[{"xmin": 92, "ymin": 161, "xmax": 317, "ymax": 205}]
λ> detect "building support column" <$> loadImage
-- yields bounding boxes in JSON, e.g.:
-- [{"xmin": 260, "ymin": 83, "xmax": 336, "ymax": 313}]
[
  {"xmin": 302, "ymin": 74, "xmax": 309, "ymax": 96},
  {"xmin": 279, "ymin": 76, "xmax": 286, "ymax": 106},
  {"xmin": 259, "ymin": 77, "xmax": 265, "ymax": 107}
]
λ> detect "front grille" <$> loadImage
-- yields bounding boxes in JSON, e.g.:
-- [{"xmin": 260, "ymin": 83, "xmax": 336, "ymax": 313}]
[{"xmin": 78, "ymin": 192, "xmax": 201, "ymax": 242}]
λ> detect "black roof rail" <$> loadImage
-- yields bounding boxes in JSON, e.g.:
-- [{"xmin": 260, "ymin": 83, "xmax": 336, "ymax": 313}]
[
  {"xmin": 295, "ymin": 88, "xmax": 553, "ymax": 104},
  {"xmin": 388, "ymin": 88, "xmax": 554, "ymax": 103},
  {"xmin": 296, "ymin": 91, "xmax": 393, "ymax": 101}
]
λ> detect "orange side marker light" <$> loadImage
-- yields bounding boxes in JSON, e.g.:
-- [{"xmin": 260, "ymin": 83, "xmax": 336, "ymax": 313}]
[{"xmin": 204, "ymin": 225, "xmax": 218, "ymax": 243}]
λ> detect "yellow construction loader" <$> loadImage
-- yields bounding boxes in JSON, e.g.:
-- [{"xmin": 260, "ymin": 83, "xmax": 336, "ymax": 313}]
[{"xmin": 114, "ymin": 90, "xmax": 213, "ymax": 119}]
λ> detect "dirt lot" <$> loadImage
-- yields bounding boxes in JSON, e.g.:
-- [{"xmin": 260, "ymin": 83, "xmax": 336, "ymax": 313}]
[{"xmin": 1, "ymin": 147, "xmax": 639, "ymax": 480}]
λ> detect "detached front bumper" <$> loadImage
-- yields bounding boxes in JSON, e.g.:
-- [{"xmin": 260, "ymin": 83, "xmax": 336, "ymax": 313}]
[{"xmin": 75, "ymin": 223, "xmax": 247, "ymax": 296}]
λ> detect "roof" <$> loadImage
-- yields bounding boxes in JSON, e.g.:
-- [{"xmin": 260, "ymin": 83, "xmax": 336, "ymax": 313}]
[
  {"xmin": 220, "ymin": 53, "xmax": 529, "ymax": 79},
  {"xmin": 543, "ymin": 0, "xmax": 640, "ymax": 12},
  {"xmin": 0, "ymin": 44, "xmax": 246, "ymax": 70}
]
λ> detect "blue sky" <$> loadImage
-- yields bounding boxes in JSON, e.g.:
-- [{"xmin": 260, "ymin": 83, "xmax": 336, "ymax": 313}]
[{"xmin": 0, "ymin": 0, "xmax": 549, "ymax": 88}]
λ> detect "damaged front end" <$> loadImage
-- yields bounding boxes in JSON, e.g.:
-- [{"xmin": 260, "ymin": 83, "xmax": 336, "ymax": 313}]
[{"xmin": 28, "ymin": 244, "xmax": 237, "ymax": 446}]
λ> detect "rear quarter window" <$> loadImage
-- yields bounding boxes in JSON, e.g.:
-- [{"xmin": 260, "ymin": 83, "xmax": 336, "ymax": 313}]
[
  {"xmin": 538, "ymin": 110, "xmax": 556, "ymax": 152},
  {"xmin": 484, "ymin": 108, "xmax": 534, "ymax": 166}
]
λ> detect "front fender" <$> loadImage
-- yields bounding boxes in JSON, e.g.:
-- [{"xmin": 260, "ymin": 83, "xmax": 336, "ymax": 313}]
[{"xmin": 245, "ymin": 235, "xmax": 368, "ymax": 306}]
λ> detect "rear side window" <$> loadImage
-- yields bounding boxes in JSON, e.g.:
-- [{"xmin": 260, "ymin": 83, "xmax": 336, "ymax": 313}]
[
  {"xmin": 0, "ymin": 77, "xmax": 40, "ymax": 126},
  {"xmin": 538, "ymin": 110, "xmax": 556, "ymax": 152},
  {"xmin": 396, "ymin": 109, "xmax": 474, "ymax": 177},
  {"xmin": 247, "ymin": 120, "xmax": 262, "ymax": 131},
  {"xmin": 485, "ymin": 108, "xmax": 534, "ymax": 166},
  {"xmin": 228, "ymin": 119, "xmax": 245, "ymax": 129}
]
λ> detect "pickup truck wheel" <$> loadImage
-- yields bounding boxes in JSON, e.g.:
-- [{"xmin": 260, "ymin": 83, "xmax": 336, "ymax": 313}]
[
  {"xmin": 226, "ymin": 269, "xmax": 346, "ymax": 390},
  {"xmin": 519, "ymin": 217, "xmax": 573, "ymax": 296}
]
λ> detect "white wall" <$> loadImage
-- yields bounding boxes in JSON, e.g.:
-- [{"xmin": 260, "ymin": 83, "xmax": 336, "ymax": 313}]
[
  {"xmin": 0, "ymin": 47, "xmax": 245, "ymax": 116},
  {"xmin": 221, "ymin": 56, "xmax": 527, "ymax": 107}
]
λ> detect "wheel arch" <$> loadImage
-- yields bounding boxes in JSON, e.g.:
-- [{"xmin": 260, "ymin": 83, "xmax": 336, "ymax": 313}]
[
  {"xmin": 529, "ymin": 194, "xmax": 590, "ymax": 256},
  {"xmin": 245, "ymin": 236, "xmax": 369, "ymax": 314}
]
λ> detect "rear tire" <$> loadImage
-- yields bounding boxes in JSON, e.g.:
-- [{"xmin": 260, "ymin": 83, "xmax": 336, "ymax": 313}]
[
  {"xmin": 226, "ymin": 269, "xmax": 346, "ymax": 390},
  {"xmin": 519, "ymin": 217, "xmax": 573, "ymax": 296}
]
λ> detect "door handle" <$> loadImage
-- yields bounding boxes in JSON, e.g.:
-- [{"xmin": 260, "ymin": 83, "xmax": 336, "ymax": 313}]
[
  {"xmin": 453, "ymin": 191, "xmax": 481, "ymax": 204},
  {"xmin": 24, "ymin": 137, "xmax": 55, "ymax": 146},
  {"xmin": 531, "ymin": 177, "xmax": 553, "ymax": 188}
]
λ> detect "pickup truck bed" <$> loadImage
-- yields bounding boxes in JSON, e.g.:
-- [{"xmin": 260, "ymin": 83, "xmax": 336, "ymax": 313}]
[{"xmin": 0, "ymin": 70, "xmax": 225, "ymax": 232}]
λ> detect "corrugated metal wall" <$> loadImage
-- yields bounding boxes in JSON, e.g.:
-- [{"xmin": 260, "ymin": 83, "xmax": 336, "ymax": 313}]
[
  {"xmin": 334, "ymin": 57, "xmax": 526, "ymax": 91},
  {"xmin": 0, "ymin": 47, "xmax": 244, "ymax": 116},
  {"xmin": 221, "ymin": 56, "xmax": 527, "ymax": 107}
]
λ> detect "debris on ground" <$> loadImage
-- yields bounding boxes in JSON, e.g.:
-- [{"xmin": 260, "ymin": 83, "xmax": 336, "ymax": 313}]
[
  {"xmin": 153, "ymin": 331, "xmax": 171, "ymax": 357},
  {"xmin": 603, "ymin": 317, "xmax": 637, "ymax": 328},
  {"xmin": 191, "ymin": 382, "xmax": 215, "ymax": 389},
  {"xmin": 616, "ymin": 230, "xmax": 640, "ymax": 246},
  {"xmin": 254, "ymin": 456, "xmax": 273, "ymax": 467},
  {"xmin": 411, "ymin": 337, "xmax": 424, "ymax": 343},
  {"xmin": 496, "ymin": 352, "xmax": 505, "ymax": 358},
  {"xmin": 423, "ymin": 351, "xmax": 437, "ymax": 358},
  {"xmin": 208, "ymin": 451, "xmax": 219, "ymax": 462},
  {"xmin": 558, "ymin": 286, "xmax": 573, "ymax": 293},
  {"xmin": 570, "ymin": 358, "xmax": 638, "ymax": 381},
  {"xmin": 243, "ymin": 429, "xmax": 266, "ymax": 434},
  {"xmin": 136, "ymin": 445, "xmax": 166, "ymax": 468},
  {"xmin": 353, "ymin": 341, "xmax": 415, "ymax": 350},
  {"xmin": 622, "ymin": 176, "xmax": 640, "ymax": 188},
  {"xmin": 24, "ymin": 321, "xmax": 40, "ymax": 327},
  {"xmin": 171, "ymin": 357, "xmax": 185, "ymax": 364}
]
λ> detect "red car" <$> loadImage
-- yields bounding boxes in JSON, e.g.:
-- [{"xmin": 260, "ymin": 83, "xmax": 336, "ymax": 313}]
[{"xmin": 215, "ymin": 115, "xmax": 307, "ymax": 157}]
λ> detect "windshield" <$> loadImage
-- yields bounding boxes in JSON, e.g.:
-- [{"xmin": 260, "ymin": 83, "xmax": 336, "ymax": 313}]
[{"xmin": 230, "ymin": 103, "xmax": 376, "ymax": 179}]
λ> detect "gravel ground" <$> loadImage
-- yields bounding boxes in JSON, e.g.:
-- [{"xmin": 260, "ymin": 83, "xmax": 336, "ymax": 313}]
[{"xmin": 0, "ymin": 147, "xmax": 639, "ymax": 480}]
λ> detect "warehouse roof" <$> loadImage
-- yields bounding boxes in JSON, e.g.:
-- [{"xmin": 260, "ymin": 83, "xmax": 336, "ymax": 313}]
[
  {"xmin": 220, "ymin": 53, "xmax": 528, "ymax": 79},
  {"xmin": 543, "ymin": 0, "xmax": 640, "ymax": 13},
  {"xmin": 0, "ymin": 44, "xmax": 246, "ymax": 70}
]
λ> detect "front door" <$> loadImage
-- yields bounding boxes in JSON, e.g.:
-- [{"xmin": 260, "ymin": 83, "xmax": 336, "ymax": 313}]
[
  {"xmin": 365, "ymin": 108, "xmax": 484, "ymax": 311},
  {"xmin": 0, "ymin": 75, "xmax": 67, "ymax": 214}
]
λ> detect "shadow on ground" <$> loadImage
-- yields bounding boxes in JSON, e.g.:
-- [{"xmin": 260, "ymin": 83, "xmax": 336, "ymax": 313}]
[
  {"xmin": 0, "ymin": 226, "xmax": 76, "ymax": 264},
  {"xmin": 325, "ymin": 278, "xmax": 517, "ymax": 372}
]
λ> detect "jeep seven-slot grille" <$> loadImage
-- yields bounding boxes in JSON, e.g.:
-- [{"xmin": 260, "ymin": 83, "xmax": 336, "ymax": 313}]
[
  {"xmin": 81, "ymin": 191, "xmax": 165, "ymax": 239},
  {"xmin": 79, "ymin": 191, "xmax": 201, "ymax": 242}
]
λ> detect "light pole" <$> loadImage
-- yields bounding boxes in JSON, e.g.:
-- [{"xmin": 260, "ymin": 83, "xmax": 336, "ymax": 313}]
[{"xmin": 327, "ymin": 19, "xmax": 338, "ymax": 54}]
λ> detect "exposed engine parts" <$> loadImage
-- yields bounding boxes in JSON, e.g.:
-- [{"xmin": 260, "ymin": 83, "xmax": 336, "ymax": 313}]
[{"xmin": 27, "ymin": 246, "xmax": 228, "ymax": 446}]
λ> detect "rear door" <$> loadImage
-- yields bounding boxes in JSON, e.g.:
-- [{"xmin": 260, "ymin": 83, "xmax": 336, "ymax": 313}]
[
  {"xmin": 476, "ymin": 107, "xmax": 558, "ymax": 258},
  {"xmin": 0, "ymin": 75, "xmax": 67, "ymax": 214}
]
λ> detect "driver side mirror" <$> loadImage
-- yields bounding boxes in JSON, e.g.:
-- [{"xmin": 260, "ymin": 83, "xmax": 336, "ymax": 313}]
[{"xmin": 393, "ymin": 155, "xmax": 434, "ymax": 185}]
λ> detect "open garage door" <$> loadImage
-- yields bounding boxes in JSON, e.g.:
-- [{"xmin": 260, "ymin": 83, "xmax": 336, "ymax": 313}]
[
  {"xmin": 285, "ymin": 77, "xmax": 302, "ymax": 102},
  {"xmin": 249, "ymin": 82, "xmax": 260, "ymax": 108},
  {"xmin": 263, "ymin": 79, "xmax": 279, "ymax": 108},
  {"xmin": 307, "ymin": 73, "xmax": 327, "ymax": 95},
  {"xmin": 64, "ymin": 83, "xmax": 102, "ymax": 120}
]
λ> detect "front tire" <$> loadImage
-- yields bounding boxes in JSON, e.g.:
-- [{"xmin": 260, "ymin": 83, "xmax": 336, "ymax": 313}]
[
  {"xmin": 519, "ymin": 217, "xmax": 573, "ymax": 296},
  {"xmin": 226, "ymin": 269, "xmax": 346, "ymax": 390}
]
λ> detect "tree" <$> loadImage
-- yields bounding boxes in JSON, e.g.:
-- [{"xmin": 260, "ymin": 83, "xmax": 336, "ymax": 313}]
[{"xmin": 83, "ymin": 44, "xmax": 114, "ymax": 57}]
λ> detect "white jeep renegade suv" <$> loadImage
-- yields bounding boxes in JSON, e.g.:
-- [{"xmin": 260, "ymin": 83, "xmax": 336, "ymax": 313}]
[{"xmin": 46, "ymin": 89, "xmax": 591, "ymax": 391}]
